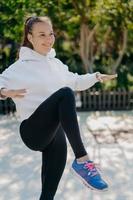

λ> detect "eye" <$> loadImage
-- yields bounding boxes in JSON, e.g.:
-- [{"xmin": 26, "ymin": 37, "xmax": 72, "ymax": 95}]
[
  {"xmin": 50, "ymin": 32, "xmax": 55, "ymax": 36},
  {"xmin": 40, "ymin": 34, "xmax": 45, "ymax": 37}
]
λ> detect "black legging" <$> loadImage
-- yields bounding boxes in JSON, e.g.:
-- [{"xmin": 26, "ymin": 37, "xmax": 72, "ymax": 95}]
[{"xmin": 19, "ymin": 87, "xmax": 87, "ymax": 200}]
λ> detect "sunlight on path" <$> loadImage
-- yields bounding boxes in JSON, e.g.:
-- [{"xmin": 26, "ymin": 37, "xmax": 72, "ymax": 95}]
[{"xmin": 0, "ymin": 111, "xmax": 133, "ymax": 200}]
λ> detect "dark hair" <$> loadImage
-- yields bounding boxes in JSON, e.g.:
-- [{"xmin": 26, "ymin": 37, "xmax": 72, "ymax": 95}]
[{"xmin": 21, "ymin": 16, "xmax": 52, "ymax": 49}]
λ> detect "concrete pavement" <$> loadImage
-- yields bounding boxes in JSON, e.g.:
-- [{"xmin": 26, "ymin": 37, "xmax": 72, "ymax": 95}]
[{"xmin": 0, "ymin": 111, "xmax": 133, "ymax": 200}]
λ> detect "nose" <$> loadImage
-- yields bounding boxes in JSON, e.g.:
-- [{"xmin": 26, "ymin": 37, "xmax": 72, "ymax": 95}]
[{"xmin": 45, "ymin": 35, "xmax": 53, "ymax": 43}]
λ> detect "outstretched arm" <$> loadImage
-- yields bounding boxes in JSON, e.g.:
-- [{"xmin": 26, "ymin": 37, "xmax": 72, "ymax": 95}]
[{"xmin": 61, "ymin": 62, "xmax": 117, "ymax": 91}]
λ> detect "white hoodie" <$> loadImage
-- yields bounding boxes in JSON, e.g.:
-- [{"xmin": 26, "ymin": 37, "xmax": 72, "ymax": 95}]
[{"xmin": 0, "ymin": 47, "xmax": 99, "ymax": 121}]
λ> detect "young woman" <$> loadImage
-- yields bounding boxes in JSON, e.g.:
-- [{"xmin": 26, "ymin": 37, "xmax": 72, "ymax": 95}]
[{"xmin": 0, "ymin": 16, "xmax": 117, "ymax": 200}]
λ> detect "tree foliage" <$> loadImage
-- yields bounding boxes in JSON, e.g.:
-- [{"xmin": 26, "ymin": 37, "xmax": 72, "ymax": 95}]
[{"xmin": 0, "ymin": 0, "xmax": 133, "ymax": 89}]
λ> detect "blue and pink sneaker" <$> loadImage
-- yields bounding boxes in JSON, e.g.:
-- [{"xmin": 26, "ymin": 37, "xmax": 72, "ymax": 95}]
[{"xmin": 71, "ymin": 159, "xmax": 108, "ymax": 191}]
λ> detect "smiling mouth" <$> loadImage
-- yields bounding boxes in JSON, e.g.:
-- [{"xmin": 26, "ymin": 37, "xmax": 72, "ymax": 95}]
[{"xmin": 42, "ymin": 44, "xmax": 51, "ymax": 47}]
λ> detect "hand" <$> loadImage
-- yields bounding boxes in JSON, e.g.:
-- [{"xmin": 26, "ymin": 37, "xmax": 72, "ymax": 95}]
[
  {"xmin": 1, "ymin": 88, "xmax": 27, "ymax": 98},
  {"xmin": 96, "ymin": 72, "xmax": 118, "ymax": 83}
]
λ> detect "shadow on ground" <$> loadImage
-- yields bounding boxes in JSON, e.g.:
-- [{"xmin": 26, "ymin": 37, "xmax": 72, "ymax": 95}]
[{"xmin": 0, "ymin": 111, "xmax": 133, "ymax": 200}]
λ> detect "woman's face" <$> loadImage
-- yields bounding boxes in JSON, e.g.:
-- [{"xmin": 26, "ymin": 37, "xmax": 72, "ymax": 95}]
[{"xmin": 28, "ymin": 22, "xmax": 55, "ymax": 55}]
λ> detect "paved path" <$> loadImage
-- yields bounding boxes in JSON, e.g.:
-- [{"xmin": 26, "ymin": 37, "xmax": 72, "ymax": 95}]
[{"xmin": 0, "ymin": 111, "xmax": 133, "ymax": 200}]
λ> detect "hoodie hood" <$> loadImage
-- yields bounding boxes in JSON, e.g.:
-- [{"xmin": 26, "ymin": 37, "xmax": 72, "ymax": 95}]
[{"xmin": 19, "ymin": 46, "xmax": 56, "ymax": 61}]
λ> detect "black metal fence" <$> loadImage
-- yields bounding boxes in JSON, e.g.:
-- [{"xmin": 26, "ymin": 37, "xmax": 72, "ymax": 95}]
[
  {"xmin": 77, "ymin": 88, "xmax": 133, "ymax": 111},
  {"xmin": 0, "ymin": 98, "xmax": 16, "ymax": 115},
  {"xmin": 0, "ymin": 89, "xmax": 133, "ymax": 114}
]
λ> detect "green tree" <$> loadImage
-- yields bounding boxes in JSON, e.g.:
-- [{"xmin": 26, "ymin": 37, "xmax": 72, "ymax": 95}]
[{"xmin": 0, "ymin": 0, "xmax": 133, "ymax": 89}]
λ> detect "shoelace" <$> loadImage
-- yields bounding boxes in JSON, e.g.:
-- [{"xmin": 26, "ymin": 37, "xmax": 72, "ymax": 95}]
[{"xmin": 84, "ymin": 162, "xmax": 99, "ymax": 177}]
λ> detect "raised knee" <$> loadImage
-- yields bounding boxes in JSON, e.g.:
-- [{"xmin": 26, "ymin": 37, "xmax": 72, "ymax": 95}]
[{"xmin": 60, "ymin": 87, "xmax": 74, "ymax": 97}]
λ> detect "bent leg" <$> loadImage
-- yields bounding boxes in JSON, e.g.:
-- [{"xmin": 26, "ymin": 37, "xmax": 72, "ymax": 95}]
[{"xmin": 20, "ymin": 87, "xmax": 87, "ymax": 157}]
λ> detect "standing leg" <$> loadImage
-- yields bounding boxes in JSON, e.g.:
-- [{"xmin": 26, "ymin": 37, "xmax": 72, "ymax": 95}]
[{"xmin": 39, "ymin": 125, "xmax": 67, "ymax": 200}]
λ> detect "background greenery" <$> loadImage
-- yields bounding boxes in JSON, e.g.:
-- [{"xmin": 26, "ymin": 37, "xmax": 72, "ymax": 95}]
[{"xmin": 0, "ymin": 0, "xmax": 133, "ymax": 90}]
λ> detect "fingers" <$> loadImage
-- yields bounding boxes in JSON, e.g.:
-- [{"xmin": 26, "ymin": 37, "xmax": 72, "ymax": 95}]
[
  {"xmin": 101, "ymin": 74, "xmax": 118, "ymax": 82},
  {"xmin": 14, "ymin": 89, "xmax": 27, "ymax": 93},
  {"xmin": 14, "ymin": 95, "xmax": 26, "ymax": 98},
  {"xmin": 12, "ymin": 93, "xmax": 27, "ymax": 98},
  {"xmin": 14, "ymin": 89, "xmax": 27, "ymax": 98},
  {"xmin": 106, "ymin": 74, "xmax": 118, "ymax": 79},
  {"xmin": 8, "ymin": 88, "xmax": 27, "ymax": 98}
]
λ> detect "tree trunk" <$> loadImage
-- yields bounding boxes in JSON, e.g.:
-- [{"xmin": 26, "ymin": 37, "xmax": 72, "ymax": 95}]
[
  {"xmin": 79, "ymin": 23, "xmax": 99, "ymax": 73},
  {"xmin": 110, "ymin": 28, "xmax": 127, "ymax": 73}
]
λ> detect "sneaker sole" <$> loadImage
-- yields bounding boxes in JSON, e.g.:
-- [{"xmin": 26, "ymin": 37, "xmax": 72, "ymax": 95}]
[{"xmin": 70, "ymin": 167, "xmax": 108, "ymax": 192}]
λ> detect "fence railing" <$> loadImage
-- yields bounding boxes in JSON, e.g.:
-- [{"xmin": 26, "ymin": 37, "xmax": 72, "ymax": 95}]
[
  {"xmin": 0, "ymin": 98, "xmax": 16, "ymax": 115},
  {"xmin": 76, "ymin": 88, "xmax": 133, "ymax": 111},
  {"xmin": 0, "ymin": 89, "xmax": 133, "ymax": 114}
]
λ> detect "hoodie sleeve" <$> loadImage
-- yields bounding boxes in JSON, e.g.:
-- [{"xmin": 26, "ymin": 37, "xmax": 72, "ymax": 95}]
[
  {"xmin": 61, "ymin": 63, "xmax": 99, "ymax": 91},
  {"xmin": 0, "ymin": 67, "xmax": 13, "ymax": 99}
]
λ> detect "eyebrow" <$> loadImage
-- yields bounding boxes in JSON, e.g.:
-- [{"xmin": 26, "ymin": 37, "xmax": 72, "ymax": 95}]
[{"xmin": 38, "ymin": 31, "xmax": 53, "ymax": 33}]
